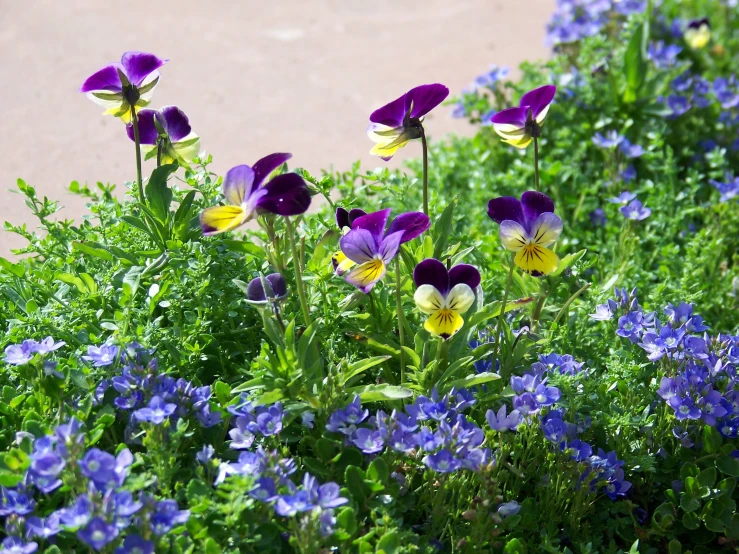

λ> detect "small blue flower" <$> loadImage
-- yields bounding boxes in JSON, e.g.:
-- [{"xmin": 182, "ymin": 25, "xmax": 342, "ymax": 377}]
[
  {"xmin": 423, "ymin": 449, "xmax": 462, "ymax": 473},
  {"xmin": 486, "ymin": 405, "xmax": 522, "ymax": 432},
  {"xmin": 82, "ymin": 344, "xmax": 119, "ymax": 367},
  {"xmin": 133, "ymin": 395, "xmax": 177, "ymax": 425},
  {"xmin": 620, "ymin": 199, "xmax": 651, "ymax": 220},
  {"xmin": 592, "ymin": 130, "xmax": 624, "ymax": 148},
  {"xmin": 196, "ymin": 445, "xmax": 215, "ymax": 464},
  {"xmin": 608, "ymin": 191, "xmax": 637, "ymax": 205}
]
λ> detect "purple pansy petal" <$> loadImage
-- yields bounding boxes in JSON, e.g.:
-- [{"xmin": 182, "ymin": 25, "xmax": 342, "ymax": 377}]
[
  {"xmin": 256, "ymin": 173, "xmax": 311, "ymax": 216},
  {"xmin": 406, "ymin": 83, "xmax": 450, "ymax": 119},
  {"xmin": 490, "ymin": 106, "xmax": 527, "ymax": 127},
  {"xmin": 252, "ymin": 153, "xmax": 292, "ymax": 192},
  {"xmin": 413, "ymin": 258, "xmax": 450, "ymax": 296},
  {"xmin": 340, "ymin": 229, "xmax": 379, "ymax": 264},
  {"xmin": 121, "ymin": 51, "xmax": 167, "ymax": 87},
  {"xmin": 126, "ymin": 109, "xmax": 158, "ymax": 145},
  {"xmin": 380, "ymin": 231, "xmax": 404, "ymax": 264},
  {"xmin": 521, "ymin": 191, "xmax": 555, "ymax": 224},
  {"xmin": 385, "ymin": 211, "xmax": 430, "ymax": 243},
  {"xmin": 336, "ymin": 207, "xmax": 350, "ymax": 229},
  {"xmin": 159, "ymin": 106, "xmax": 191, "ymax": 142},
  {"xmin": 351, "ymin": 209, "xmax": 391, "ymax": 239},
  {"xmin": 369, "ymin": 94, "xmax": 407, "ymax": 128},
  {"xmin": 449, "ymin": 264, "xmax": 481, "ymax": 290},
  {"xmin": 79, "ymin": 63, "xmax": 122, "ymax": 93},
  {"xmin": 222, "ymin": 165, "xmax": 256, "ymax": 206},
  {"xmin": 348, "ymin": 209, "xmax": 367, "ymax": 225},
  {"xmin": 487, "ymin": 196, "xmax": 524, "ymax": 226},
  {"xmin": 519, "ymin": 85, "xmax": 556, "ymax": 120}
]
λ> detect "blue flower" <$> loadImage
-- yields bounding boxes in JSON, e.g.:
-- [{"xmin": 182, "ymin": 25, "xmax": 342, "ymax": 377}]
[
  {"xmin": 592, "ymin": 130, "xmax": 624, "ymax": 148},
  {"xmin": 196, "ymin": 445, "xmax": 215, "ymax": 464},
  {"xmin": 114, "ymin": 535, "xmax": 154, "ymax": 554},
  {"xmin": 0, "ymin": 537, "xmax": 38, "ymax": 554},
  {"xmin": 78, "ymin": 448, "xmax": 132, "ymax": 491},
  {"xmin": 665, "ymin": 95, "xmax": 691, "ymax": 118},
  {"xmin": 352, "ymin": 428, "xmax": 385, "ymax": 454},
  {"xmin": 423, "ymin": 449, "xmax": 462, "ymax": 473},
  {"xmin": 486, "ymin": 405, "xmax": 522, "ymax": 432},
  {"xmin": 620, "ymin": 199, "xmax": 651, "ymax": 220},
  {"xmin": 150, "ymin": 499, "xmax": 190, "ymax": 535},
  {"xmin": 0, "ymin": 488, "xmax": 34, "ymax": 517},
  {"xmin": 648, "ymin": 41, "xmax": 682, "ymax": 69},
  {"xmin": 639, "ymin": 324, "xmax": 686, "ymax": 361},
  {"xmin": 25, "ymin": 513, "xmax": 60, "ymax": 540},
  {"xmin": 133, "ymin": 395, "xmax": 177, "ymax": 425},
  {"xmin": 82, "ymin": 344, "xmax": 120, "ymax": 367},
  {"xmin": 58, "ymin": 494, "xmax": 93, "ymax": 527},
  {"xmin": 618, "ymin": 139, "xmax": 643, "ymax": 158},
  {"xmin": 608, "ymin": 191, "xmax": 637, "ymax": 205},
  {"xmin": 589, "ymin": 208, "xmax": 606, "ymax": 227},
  {"xmin": 497, "ymin": 500, "xmax": 522, "ymax": 517},
  {"xmin": 710, "ymin": 175, "xmax": 739, "ymax": 203},
  {"xmin": 561, "ymin": 439, "xmax": 593, "ymax": 461},
  {"xmin": 77, "ymin": 516, "xmax": 119, "ymax": 551},
  {"xmin": 542, "ymin": 417, "xmax": 568, "ymax": 443},
  {"xmin": 621, "ymin": 164, "xmax": 637, "ymax": 182},
  {"xmin": 326, "ymin": 396, "xmax": 369, "ymax": 435},
  {"xmin": 668, "ymin": 396, "xmax": 702, "ymax": 420},
  {"xmin": 275, "ymin": 491, "xmax": 316, "ymax": 517}
]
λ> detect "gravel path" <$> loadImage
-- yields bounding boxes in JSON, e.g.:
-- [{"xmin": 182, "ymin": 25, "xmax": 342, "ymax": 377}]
[{"xmin": 0, "ymin": 0, "xmax": 553, "ymax": 254}]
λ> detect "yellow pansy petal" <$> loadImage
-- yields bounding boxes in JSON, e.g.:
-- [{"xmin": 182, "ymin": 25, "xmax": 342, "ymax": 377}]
[
  {"xmin": 514, "ymin": 244, "xmax": 560, "ymax": 276},
  {"xmin": 502, "ymin": 135, "xmax": 533, "ymax": 149},
  {"xmin": 345, "ymin": 259, "xmax": 386, "ymax": 292},
  {"xmin": 200, "ymin": 205, "xmax": 248, "ymax": 236},
  {"xmin": 445, "ymin": 284, "xmax": 475, "ymax": 315},
  {"xmin": 414, "ymin": 284, "xmax": 445, "ymax": 315},
  {"xmin": 424, "ymin": 309, "xmax": 464, "ymax": 340},
  {"xmin": 370, "ymin": 139, "xmax": 409, "ymax": 159},
  {"xmin": 332, "ymin": 251, "xmax": 356, "ymax": 276},
  {"xmin": 685, "ymin": 27, "xmax": 710, "ymax": 49}
]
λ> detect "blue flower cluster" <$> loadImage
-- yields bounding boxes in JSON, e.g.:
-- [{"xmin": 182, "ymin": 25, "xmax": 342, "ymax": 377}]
[
  {"xmin": 95, "ymin": 344, "xmax": 221, "ymax": 435},
  {"xmin": 546, "ymin": 0, "xmax": 645, "ymax": 46},
  {"xmin": 710, "ymin": 173, "xmax": 739, "ymax": 203},
  {"xmin": 3, "ymin": 337, "xmax": 65, "ymax": 366},
  {"xmin": 451, "ymin": 65, "xmax": 509, "ymax": 120},
  {"xmin": 0, "ymin": 418, "xmax": 188, "ymax": 552},
  {"xmin": 326, "ymin": 392, "xmax": 492, "ymax": 473},
  {"xmin": 226, "ymin": 394, "xmax": 285, "ymax": 449}
]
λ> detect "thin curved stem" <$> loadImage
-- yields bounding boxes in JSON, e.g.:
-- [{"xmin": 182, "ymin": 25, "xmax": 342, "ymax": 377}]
[
  {"xmin": 494, "ymin": 257, "xmax": 515, "ymax": 363},
  {"xmin": 533, "ymin": 136, "xmax": 540, "ymax": 192},
  {"xmin": 130, "ymin": 105, "xmax": 144, "ymax": 203},
  {"xmin": 394, "ymin": 256, "xmax": 406, "ymax": 385},
  {"xmin": 421, "ymin": 131, "xmax": 429, "ymax": 216},
  {"xmin": 285, "ymin": 217, "xmax": 312, "ymax": 328}
]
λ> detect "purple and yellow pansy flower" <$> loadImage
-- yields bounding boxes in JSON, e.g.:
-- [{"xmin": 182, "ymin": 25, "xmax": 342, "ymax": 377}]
[
  {"xmin": 80, "ymin": 51, "xmax": 168, "ymax": 123},
  {"xmin": 125, "ymin": 106, "xmax": 200, "ymax": 168},
  {"xmin": 200, "ymin": 153, "xmax": 310, "ymax": 236},
  {"xmin": 338, "ymin": 209, "xmax": 430, "ymax": 293},
  {"xmin": 684, "ymin": 18, "xmax": 711, "ymax": 50},
  {"xmin": 413, "ymin": 259, "xmax": 481, "ymax": 340},
  {"xmin": 332, "ymin": 207, "xmax": 367, "ymax": 276},
  {"xmin": 367, "ymin": 84, "xmax": 449, "ymax": 160},
  {"xmin": 487, "ymin": 191, "xmax": 563, "ymax": 277},
  {"xmin": 490, "ymin": 85, "xmax": 556, "ymax": 149}
]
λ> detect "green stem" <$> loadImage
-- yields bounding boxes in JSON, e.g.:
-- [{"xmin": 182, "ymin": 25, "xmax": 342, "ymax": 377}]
[
  {"xmin": 494, "ymin": 256, "xmax": 516, "ymax": 362},
  {"xmin": 394, "ymin": 256, "xmax": 406, "ymax": 385},
  {"xmin": 421, "ymin": 130, "xmax": 429, "ymax": 216},
  {"xmin": 285, "ymin": 217, "xmax": 312, "ymax": 328},
  {"xmin": 533, "ymin": 136, "xmax": 540, "ymax": 192},
  {"xmin": 131, "ymin": 105, "xmax": 144, "ymax": 203},
  {"xmin": 156, "ymin": 140, "xmax": 163, "ymax": 168},
  {"xmin": 552, "ymin": 283, "xmax": 591, "ymax": 326},
  {"xmin": 531, "ymin": 286, "xmax": 550, "ymax": 332}
]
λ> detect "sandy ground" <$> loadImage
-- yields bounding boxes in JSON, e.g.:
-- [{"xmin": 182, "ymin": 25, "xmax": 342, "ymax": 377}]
[{"xmin": 0, "ymin": 0, "xmax": 553, "ymax": 255}]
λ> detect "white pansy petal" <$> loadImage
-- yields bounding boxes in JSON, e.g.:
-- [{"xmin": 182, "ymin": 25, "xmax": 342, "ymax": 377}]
[
  {"xmin": 414, "ymin": 285, "xmax": 445, "ymax": 315},
  {"xmin": 529, "ymin": 213, "xmax": 563, "ymax": 247},
  {"xmin": 499, "ymin": 220, "xmax": 528, "ymax": 252}
]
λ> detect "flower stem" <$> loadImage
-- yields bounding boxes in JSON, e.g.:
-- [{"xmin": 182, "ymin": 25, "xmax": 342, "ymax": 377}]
[
  {"xmin": 494, "ymin": 256, "xmax": 515, "ymax": 364},
  {"xmin": 552, "ymin": 283, "xmax": 591, "ymax": 326},
  {"xmin": 130, "ymin": 105, "xmax": 144, "ymax": 203},
  {"xmin": 394, "ymin": 256, "xmax": 406, "ymax": 385},
  {"xmin": 533, "ymin": 136, "xmax": 540, "ymax": 192},
  {"xmin": 285, "ymin": 217, "xmax": 312, "ymax": 329},
  {"xmin": 156, "ymin": 140, "xmax": 163, "ymax": 168},
  {"xmin": 421, "ymin": 130, "xmax": 429, "ymax": 216}
]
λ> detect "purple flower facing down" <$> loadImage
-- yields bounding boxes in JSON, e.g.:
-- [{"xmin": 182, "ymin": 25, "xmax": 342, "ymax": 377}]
[
  {"xmin": 423, "ymin": 449, "xmax": 462, "ymax": 473},
  {"xmin": 592, "ymin": 130, "xmax": 624, "ymax": 149},
  {"xmin": 618, "ymin": 138, "xmax": 644, "ymax": 158},
  {"xmin": 608, "ymin": 191, "xmax": 636, "ymax": 205},
  {"xmin": 542, "ymin": 417, "xmax": 568, "ymax": 444},
  {"xmin": 487, "ymin": 191, "xmax": 563, "ymax": 277},
  {"xmin": 133, "ymin": 395, "xmax": 177, "ymax": 425},
  {"xmin": 200, "ymin": 153, "xmax": 311, "ymax": 236},
  {"xmin": 367, "ymin": 83, "xmax": 449, "ymax": 160},
  {"xmin": 352, "ymin": 428, "xmax": 386, "ymax": 454},
  {"xmin": 114, "ymin": 535, "xmax": 154, "ymax": 554},
  {"xmin": 245, "ymin": 273, "xmax": 288, "ymax": 304},
  {"xmin": 338, "ymin": 209, "xmax": 430, "ymax": 293},
  {"xmin": 413, "ymin": 259, "xmax": 481, "ymax": 340},
  {"xmin": 80, "ymin": 51, "xmax": 167, "ymax": 122},
  {"xmin": 77, "ymin": 517, "xmax": 118, "ymax": 551},
  {"xmin": 125, "ymin": 106, "xmax": 200, "ymax": 167},
  {"xmin": 82, "ymin": 344, "xmax": 119, "ymax": 367},
  {"xmin": 0, "ymin": 537, "xmax": 37, "ymax": 554},
  {"xmin": 486, "ymin": 405, "xmax": 522, "ymax": 432},
  {"xmin": 491, "ymin": 85, "xmax": 556, "ymax": 149},
  {"xmin": 648, "ymin": 42, "xmax": 682, "ymax": 69},
  {"xmin": 620, "ymin": 199, "xmax": 651, "ymax": 220}
]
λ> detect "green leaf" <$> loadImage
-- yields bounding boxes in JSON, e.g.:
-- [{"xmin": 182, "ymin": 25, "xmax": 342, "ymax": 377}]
[
  {"xmin": 697, "ymin": 467, "xmax": 717, "ymax": 489},
  {"xmin": 432, "ymin": 197, "xmax": 457, "ymax": 259},
  {"xmin": 336, "ymin": 506, "xmax": 357, "ymax": 535},
  {"xmin": 0, "ymin": 257, "xmax": 25, "ymax": 278},
  {"xmin": 122, "ymin": 266, "xmax": 144, "ymax": 300},
  {"xmin": 703, "ymin": 425, "xmax": 723, "ymax": 454},
  {"xmin": 344, "ymin": 465, "xmax": 367, "ymax": 502},
  {"xmin": 342, "ymin": 356, "xmax": 391, "ymax": 385},
  {"xmin": 145, "ymin": 164, "xmax": 178, "ymax": 222},
  {"xmin": 623, "ymin": 21, "xmax": 649, "ymax": 103},
  {"xmin": 680, "ymin": 493, "xmax": 700, "ymax": 513},
  {"xmin": 376, "ymin": 530, "xmax": 400, "ymax": 554},
  {"xmin": 367, "ymin": 458, "xmax": 389, "ymax": 484},
  {"xmin": 550, "ymin": 249, "xmax": 587, "ymax": 277},
  {"xmin": 682, "ymin": 510, "xmax": 701, "ymax": 530},
  {"xmin": 348, "ymin": 384, "xmax": 413, "ymax": 402},
  {"xmin": 119, "ymin": 216, "xmax": 159, "ymax": 242},
  {"xmin": 717, "ymin": 456, "xmax": 739, "ymax": 477},
  {"xmin": 442, "ymin": 372, "xmax": 501, "ymax": 393},
  {"xmin": 71, "ymin": 241, "xmax": 114, "ymax": 263}
]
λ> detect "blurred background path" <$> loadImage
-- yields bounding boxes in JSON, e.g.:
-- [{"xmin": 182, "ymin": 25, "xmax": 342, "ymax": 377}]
[{"xmin": 0, "ymin": 0, "xmax": 553, "ymax": 254}]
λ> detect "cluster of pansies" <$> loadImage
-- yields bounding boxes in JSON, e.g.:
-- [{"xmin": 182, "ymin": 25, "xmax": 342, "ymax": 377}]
[
  {"xmin": 326, "ymin": 392, "xmax": 491, "ymax": 473},
  {"xmin": 0, "ymin": 418, "xmax": 188, "ymax": 552}
]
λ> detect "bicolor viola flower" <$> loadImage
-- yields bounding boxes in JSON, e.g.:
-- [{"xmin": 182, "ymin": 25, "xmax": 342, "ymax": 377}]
[
  {"xmin": 413, "ymin": 259, "xmax": 481, "ymax": 340},
  {"xmin": 338, "ymin": 209, "xmax": 430, "ymax": 293},
  {"xmin": 684, "ymin": 18, "xmax": 711, "ymax": 50},
  {"xmin": 487, "ymin": 191, "xmax": 563, "ymax": 276},
  {"xmin": 245, "ymin": 273, "xmax": 288, "ymax": 305},
  {"xmin": 200, "ymin": 153, "xmax": 310, "ymax": 236},
  {"xmin": 367, "ymin": 84, "xmax": 449, "ymax": 160},
  {"xmin": 80, "ymin": 51, "xmax": 167, "ymax": 123},
  {"xmin": 125, "ymin": 106, "xmax": 200, "ymax": 168},
  {"xmin": 332, "ymin": 207, "xmax": 367, "ymax": 276},
  {"xmin": 490, "ymin": 85, "xmax": 556, "ymax": 149}
]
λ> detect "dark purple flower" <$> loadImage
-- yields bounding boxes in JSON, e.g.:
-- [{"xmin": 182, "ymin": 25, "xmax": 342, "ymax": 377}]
[
  {"xmin": 245, "ymin": 273, "xmax": 288, "ymax": 304},
  {"xmin": 134, "ymin": 395, "xmax": 177, "ymax": 425},
  {"xmin": 82, "ymin": 344, "xmax": 119, "ymax": 367},
  {"xmin": 367, "ymin": 84, "xmax": 449, "ymax": 160},
  {"xmin": 80, "ymin": 51, "xmax": 167, "ymax": 121},
  {"xmin": 125, "ymin": 106, "xmax": 200, "ymax": 166},
  {"xmin": 491, "ymin": 85, "xmax": 557, "ymax": 149},
  {"xmin": 200, "ymin": 153, "xmax": 311, "ymax": 235},
  {"xmin": 620, "ymin": 199, "xmax": 651, "ymax": 220},
  {"xmin": 413, "ymin": 259, "xmax": 480, "ymax": 340},
  {"xmin": 338, "ymin": 209, "xmax": 430, "ymax": 293},
  {"xmin": 335, "ymin": 207, "xmax": 367, "ymax": 231},
  {"xmin": 487, "ymin": 191, "xmax": 563, "ymax": 276},
  {"xmin": 423, "ymin": 449, "xmax": 462, "ymax": 473}
]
